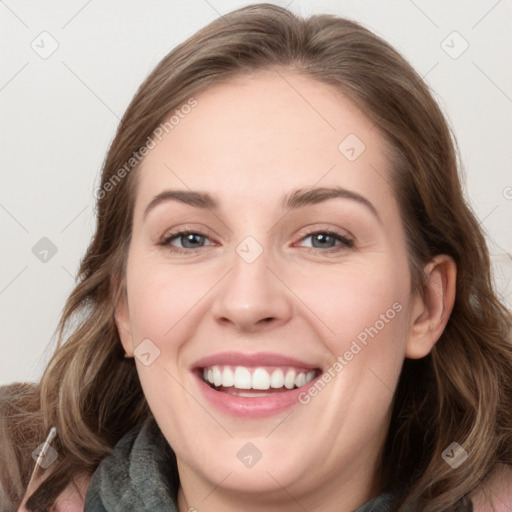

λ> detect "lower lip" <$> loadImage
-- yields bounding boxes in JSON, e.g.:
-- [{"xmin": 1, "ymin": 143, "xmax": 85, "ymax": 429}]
[{"xmin": 195, "ymin": 373, "xmax": 317, "ymax": 418}]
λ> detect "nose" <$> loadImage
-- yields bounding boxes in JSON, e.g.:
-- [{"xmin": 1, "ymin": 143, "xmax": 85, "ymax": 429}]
[{"xmin": 211, "ymin": 246, "xmax": 294, "ymax": 333}]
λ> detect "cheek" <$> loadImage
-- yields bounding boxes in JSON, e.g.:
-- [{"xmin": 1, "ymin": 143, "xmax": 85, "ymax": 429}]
[
  {"xmin": 288, "ymin": 258, "xmax": 411, "ymax": 409},
  {"xmin": 291, "ymin": 258, "xmax": 410, "ymax": 352},
  {"xmin": 125, "ymin": 259, "xmax": 213, "ymax": 346},
  {"xmin": 123, "ymin": 259, "xmax": 209, "ymax": 429}
]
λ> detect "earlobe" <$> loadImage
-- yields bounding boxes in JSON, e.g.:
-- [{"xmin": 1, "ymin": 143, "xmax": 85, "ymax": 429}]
[
  {"xmin": 114, "ymin": 286, "xmax": 135, "ymax": 358},
  {"xmin": 405, "ymin": 255, "xmax": 457, "ymax": 359}
]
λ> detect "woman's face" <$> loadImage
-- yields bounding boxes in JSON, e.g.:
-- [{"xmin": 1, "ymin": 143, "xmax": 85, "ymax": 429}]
[{"xmin": 116, "ymin": 71, "xmax": 422, "ymax": 508}]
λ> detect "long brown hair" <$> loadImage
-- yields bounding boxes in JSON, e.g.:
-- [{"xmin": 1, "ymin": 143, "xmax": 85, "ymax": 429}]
[{"xmin": 4, "ymin": 4, "xmax": 511, "ymax": 510}]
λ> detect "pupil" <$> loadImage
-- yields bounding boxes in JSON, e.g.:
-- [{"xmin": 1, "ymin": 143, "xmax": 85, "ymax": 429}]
[
  {"xmin": 313, "ymin": 233, "xmax": 334, "ymax": 248},
  {"xmin": 183, "ymin": 233, "xmax": 203, "ymax": 248}
]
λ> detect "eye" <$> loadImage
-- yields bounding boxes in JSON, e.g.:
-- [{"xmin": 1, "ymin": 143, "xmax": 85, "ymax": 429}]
[
  {"xmin": 296, "ymin": 230, "xmax": 354, "ymax": 252},
  {"xmin": 158, "ymin": 229, "xmax": 354, "ymax": 254},
  {"xmin": 160, "ymin": 230, "xmax": 214, "ymax": 252}
]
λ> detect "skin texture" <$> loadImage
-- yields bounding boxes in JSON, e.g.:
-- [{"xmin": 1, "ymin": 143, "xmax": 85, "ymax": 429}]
[
  {"xmin": 470, "ymin": 464, "xmax": 512, "ymax": 511},
  {"xmin": 115, "ymin": 70, "xmax": 456, "ymax": 512}
]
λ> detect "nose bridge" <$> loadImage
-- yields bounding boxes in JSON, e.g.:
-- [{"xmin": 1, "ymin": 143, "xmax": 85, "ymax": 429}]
[{"xmin": 211, "ymin": 236, "xmax": 293, "ymax": 331}]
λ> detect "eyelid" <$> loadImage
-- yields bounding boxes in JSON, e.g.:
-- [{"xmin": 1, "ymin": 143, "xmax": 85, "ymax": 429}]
[
  {"xmin": 159, "ymin": 223, "xmax": 217, "ymax": 242},
  {"xmin": 293, "ymin": 223, "xmax": 355, "ymax": 243}
]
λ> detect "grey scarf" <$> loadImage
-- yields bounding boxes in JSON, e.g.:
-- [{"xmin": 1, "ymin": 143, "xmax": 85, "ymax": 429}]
[{"xmin": 84, "ymin": 418, "xmax": 396, "ymax": 511}]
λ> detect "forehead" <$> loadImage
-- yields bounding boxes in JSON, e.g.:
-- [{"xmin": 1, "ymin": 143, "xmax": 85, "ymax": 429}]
[{"xmin": 135, "ymin": 70, "xmax": 396, "ymax": 218}]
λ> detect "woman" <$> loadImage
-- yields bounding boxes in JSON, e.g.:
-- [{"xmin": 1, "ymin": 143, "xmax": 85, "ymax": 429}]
[{"xmin": 2, "ymin": 3, "xmax": 511, "ymax": 511}]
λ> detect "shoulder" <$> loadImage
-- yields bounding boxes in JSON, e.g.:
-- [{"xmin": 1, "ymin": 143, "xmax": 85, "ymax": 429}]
[
  {"xmin": 0, "ymin": 383, "xmax": 92, "ymax": 512},
  {"xmin": 51, "ymin": 474, "xmax": 92, "ymax": 512},
  {"xmin": 0, "ymin": 383, "xmax": 41, "ymax": 509},
  {"xmin": 471, "ymin": 464, "xmax": 512, "ymax": 511},
  {"xmin": 16, "ymin": 473, "xmax": 92, "ymax": 512}
]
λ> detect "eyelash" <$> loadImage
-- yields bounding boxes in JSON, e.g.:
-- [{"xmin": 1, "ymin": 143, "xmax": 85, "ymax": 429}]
[{"xmin": 159, "ymin": 229, "xmax": 355, "ymax": 255}]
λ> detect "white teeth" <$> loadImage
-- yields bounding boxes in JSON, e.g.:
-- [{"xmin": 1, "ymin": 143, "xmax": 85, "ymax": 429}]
[
  {"xmin": 221, "ymin": 366, "xmax": 234, "ymax": 387},
  {"xmin": 202, "ymin": 365, "xmax": 316, "ymax": 391},
  {"xmin": 252, "ymin": 367, "xmax": 270, "ymax": 390},
  {"xmin": 270, "ymin": 368, "xmax": 284, "ymax": 388},
  {"xmin": 212, "ymin": 366, "xmax": 222, "ymax": 387},
  {"xmin": 284, "ymin": 369, "xmax": 296, "ymax": 389},
  {"xmin": 234, "ymin": 366, "xmax": 252, "ymax": 389}
]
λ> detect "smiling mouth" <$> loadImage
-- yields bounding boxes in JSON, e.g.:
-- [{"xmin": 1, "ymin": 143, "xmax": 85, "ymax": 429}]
[{"xmin": 200, "ymin": 365, "xmax": 320, "ymax": 397}]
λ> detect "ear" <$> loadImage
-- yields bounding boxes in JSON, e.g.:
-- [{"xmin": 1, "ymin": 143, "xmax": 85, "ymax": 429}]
[
  {"xmin": 405, "ymin": 254, "xmax": 457, "ymax": 359},
  {"xmin": 114, "ymin": 281, "xmax": 135, "ymax": 358}
]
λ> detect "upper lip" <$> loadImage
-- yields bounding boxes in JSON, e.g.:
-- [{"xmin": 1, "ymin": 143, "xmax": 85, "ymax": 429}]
[{"xmin": 192, "ymin": 352, "xmax": 321, "ymax": 370}]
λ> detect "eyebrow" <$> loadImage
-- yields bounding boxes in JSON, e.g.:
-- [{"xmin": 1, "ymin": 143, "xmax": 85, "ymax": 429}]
[
  {"xmin": 282, "ymin": 186, "xmax": 380, "ymax": 221},
  {"xmin": 144, "ymin": 190, "xmax": 217, "ymax": 219},
  {"xmin": 143, "ymin": 186, "xmax": 380, "ymax": 222}
]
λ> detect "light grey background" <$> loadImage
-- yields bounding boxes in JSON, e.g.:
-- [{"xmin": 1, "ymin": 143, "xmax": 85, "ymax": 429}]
[{"xmin": 1, "ymin": 0, "xmax": 511, "ymax": 385}]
